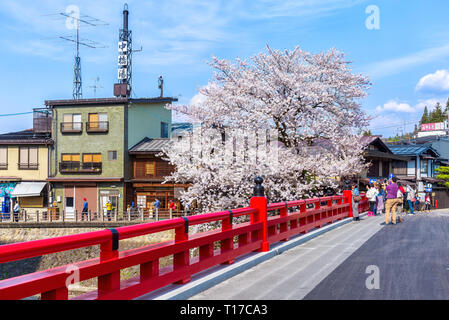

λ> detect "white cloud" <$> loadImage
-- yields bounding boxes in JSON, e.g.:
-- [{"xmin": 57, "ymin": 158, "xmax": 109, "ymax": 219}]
[
  {"xmin": 416, "ymin": 69, "xmax": 449, "ymax": 92},
  {"xmin": 374, "ymin": 98, "xmax": 445, "ymax": 114},
  {"xmin": 375, "ymin": 100, "xmax": 415, "ymax": 113},
  {"xmin": 189, "ymin": 92, "xmax": 207, "ymax": 106}
]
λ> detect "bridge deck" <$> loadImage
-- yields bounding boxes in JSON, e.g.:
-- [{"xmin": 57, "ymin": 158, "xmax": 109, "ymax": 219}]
[{"xmin": 189, "ymin": 211, "xmax": 449, "ymax": 300}]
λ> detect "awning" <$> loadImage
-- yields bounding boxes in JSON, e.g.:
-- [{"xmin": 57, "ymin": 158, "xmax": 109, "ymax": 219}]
[{"xmin": 10, "ymin": 182, "xmax": 46, "ymax": 197}]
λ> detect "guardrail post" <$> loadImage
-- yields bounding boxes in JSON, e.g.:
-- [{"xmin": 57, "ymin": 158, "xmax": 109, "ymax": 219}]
[
  {"xmin": 169, "ymin": 208, "xmax": 173, "ymax": 219},
  {"xmin": 24, "ymin": 209, "xmax": 27, "ymax": 222},
  {"xmin": 343, "ymin": 190, "xmax": 353, "ymax": 218},
  {"xmin": 315, "ymin": 199, "xmax": 322, "ymax": 228},
  {"xmin": 155, "ymin": 208, "xmax": 159, "ymax": 221},
  {"xmin": 88, "ymin": 210, "xmax": 91, "ymax": 222},
  {"xmin": 327, "ymin": 197, "xmax": 333, "ymax": 222},
  {"xmin": 249, "ymin": 176, "xmax": 269, "ymax": 252},
  {"xmin": 36, "ymin": 210, "xmax": 39, "ymax": 222},
  {"xmin": 75, "ymin": 210, "xmax": 78, "ymax": 222},
  {"xmin": 221, "ymin": 210, "xmax": 235, "ymax": 264},
  {"xmin": 280, "ymin": 202, "xmax": 289, "ymax": 241},
  {"xmin": 98, "ymin": 229, "xmax": 120, "ymax": 297},
  {"xmin": 174, "ymin": 216, "xmax": 191, "ymax": 284}
]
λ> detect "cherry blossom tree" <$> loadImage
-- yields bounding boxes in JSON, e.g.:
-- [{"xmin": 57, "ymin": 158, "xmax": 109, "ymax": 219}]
[{"xmin": 163, "ymin": 45, "xmax": 371, "ymax": 213}]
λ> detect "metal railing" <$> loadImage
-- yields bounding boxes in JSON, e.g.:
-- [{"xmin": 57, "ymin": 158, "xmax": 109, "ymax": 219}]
[
  {"xmin": 86, "ymin": 121, "xmax": 109, "ymax": 133},
  {"xmin": 0, "ymin": 208, "xmax": 185, "ymax": 223},
  {"xmin": 59, "ymin": 162, "xmax": 102, "ymax": 173},
  {"xmin": 60, "ymin": 122, "xmax": 83, "ymax": 133}
]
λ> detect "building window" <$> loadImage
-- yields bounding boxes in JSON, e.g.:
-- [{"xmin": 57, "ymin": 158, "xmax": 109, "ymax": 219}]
[
  {"xmin": 62, "ymin": 154, "xmax": 80, "ymax": 162},
  {"xmin": 60, "ymin": 153, "xmax": 101, "ymax": 173},
  {"xmin": 161, "ymin": 122, "xmax": 169, "ymax": 138},
  {"xmin": 420, "ymin": 159, "xmax": 428, "ymax": 174},
  {"xmin": 136, "ymin": 195, "xmax": 146, "ymax": 208},
  {"xmin": 19, "ymin": 147, "xmax": 38, "ymax": 170},
  {"xmin": 87, "ymin": 113, "xmax": 109, "ymax": 132},
  {"xmin": 108, "ymin": 151, "xmax": 117, "ymax": 160},
  {"xmin": 0, "ymin": 147, "xmax": 7, "ymax": 169},
  {"xmin": 83, "ymin": 153, "xmax": 102, "ymax": 170},
  {"xmin": 61, "ymin": 114, "xmax": 82, "ymax": 133},
  {"xmin": 145, "ymin": 162, "xmax": 156, "ymax": 176},
  {"xmin": 60, "ymin": 154, "xmax": 81, "ymax": 172}
]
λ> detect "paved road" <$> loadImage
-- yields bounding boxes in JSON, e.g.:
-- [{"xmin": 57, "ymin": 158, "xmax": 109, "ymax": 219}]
[
  {"xmin": 190, "ymin": 214, "xmax": 384, "ymax": 300},
  {"xmin": 190, "ymin": 211, "xmax": 449, "ymax": 300},
  {"xmin": 305, "ymin": 211, "xmax": 449, "ymax": 300}
]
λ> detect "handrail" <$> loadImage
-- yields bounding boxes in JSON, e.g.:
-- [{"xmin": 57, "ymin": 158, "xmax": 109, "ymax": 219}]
[{"xmin": 0, "ymin": 191, "xmax": 368, "ymax": 300}]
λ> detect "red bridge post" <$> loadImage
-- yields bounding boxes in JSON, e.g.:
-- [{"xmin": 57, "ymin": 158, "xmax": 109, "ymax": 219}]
[
  {"xmin": 343, "ymin": 190, "xmax": 353, "ymax": 218},
  {"xmin": 250, "ymin": 177, "xmax": 269, "ymax": 252}
]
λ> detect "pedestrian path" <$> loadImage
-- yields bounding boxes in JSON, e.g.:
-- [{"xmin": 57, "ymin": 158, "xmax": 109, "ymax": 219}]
[
  {"xmin": 190, "ymin": 214, "xmax": 385, "ymax": 300},
  {"xmin": 304, "ymin": 211, "xmax": 449, "ymax": 299}
]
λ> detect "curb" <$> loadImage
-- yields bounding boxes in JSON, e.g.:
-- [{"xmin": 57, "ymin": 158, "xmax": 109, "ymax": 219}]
[{"xmin": 137, "ymin": 212, "xmax": 368, "ymax": 300}]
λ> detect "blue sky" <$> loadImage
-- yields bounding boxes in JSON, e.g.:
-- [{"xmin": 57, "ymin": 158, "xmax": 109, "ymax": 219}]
[{"xmin": 2, "ymin": 0, "xmax": 449, "ymax": 138}]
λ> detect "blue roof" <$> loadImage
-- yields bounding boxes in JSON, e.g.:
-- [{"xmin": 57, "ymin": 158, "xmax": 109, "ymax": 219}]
[{"xmin": 387, "ymin": 144, "xmax": 440, "ymax": 157}]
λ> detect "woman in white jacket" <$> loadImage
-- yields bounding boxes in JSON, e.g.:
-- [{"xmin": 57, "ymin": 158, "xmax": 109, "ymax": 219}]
[
  {"xmin": 406, "ymin": 184, "xmax": 416, "ymax": 215},
  {"xmin": 366, "ymin": 183, "xmax": 379, "ymax": 216}
]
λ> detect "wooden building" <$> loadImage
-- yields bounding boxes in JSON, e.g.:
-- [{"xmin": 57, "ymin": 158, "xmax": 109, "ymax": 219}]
[{"xmin": 128, "ymin": 137, "xmax": 188, "ymax": 216}]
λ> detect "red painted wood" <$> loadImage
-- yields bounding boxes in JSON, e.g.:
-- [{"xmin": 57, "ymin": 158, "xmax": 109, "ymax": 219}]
[{"xmin": 0, "ymin": 193, "xmax": 366, "ymax": 300}]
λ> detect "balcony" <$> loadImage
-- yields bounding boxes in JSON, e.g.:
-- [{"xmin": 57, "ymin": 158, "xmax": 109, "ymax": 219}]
[
  {"xmin": 0, "ymin": 163, "xmax": 7, "ymax": 170},
  {"xmin": 86, "ymin": 121, "xmax": 109, "ymax": 133},
  {"xmin": 61, "ymin": 122, "xmax": 83, "ymax": 134},
  {"xmin": 18, "ymin": 163, "xmax": 39, "ymax": 170},
  {"xmin": 59, "ymin": 161, "xmax": 102, "ymax": 173}
]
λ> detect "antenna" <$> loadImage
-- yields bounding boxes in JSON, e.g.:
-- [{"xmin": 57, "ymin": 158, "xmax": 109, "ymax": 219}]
[
  {"xmin": 89, "ymin": 77, "xmax": 103, "ymax": 98},
  {"xmin": 42, "ymin": 8, "xmax": 109, "ymax": 99},
  {"xmin": 115, "ymin": 4, "xmax": 142, "ymax": 98},
  {"xmin": 158, "ymin": 76, "xmax": 164, "ymax": 97}
]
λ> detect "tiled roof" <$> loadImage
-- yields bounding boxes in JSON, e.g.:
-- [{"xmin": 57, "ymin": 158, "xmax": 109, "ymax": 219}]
[
  {"xmin": 129, "ymin": 138, "xmax": 172, "ymax": 153},
  {"xmin": 387, "ymin": 144, "xmax": 440, "ymax": 156},
  {"xmin": 0, "ymin": 129, "xmax": 52, "ymax": 144}
]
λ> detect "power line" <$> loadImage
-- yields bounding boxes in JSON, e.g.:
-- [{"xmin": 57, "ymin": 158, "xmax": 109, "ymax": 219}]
[{"xmin": 0, "ymin": 112, "xmax": 34, "ymax": 117}]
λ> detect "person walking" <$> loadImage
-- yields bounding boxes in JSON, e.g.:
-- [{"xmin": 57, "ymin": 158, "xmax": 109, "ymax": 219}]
[
  {"xmin": 396, "ymin": 183, "xmax": 404, "ymax": 223},
  {"xmin": 406, "ymin": 185, "xmax": 416, "ymax": 215},
  {"xmin": 13, "ymin": 201, "xmax": 20, "ymax": 222},
  {"xmin": 384, "ymin": 177, "xmax": 400, "ymax": 225},
  {"xmin": 82, "ymin": 198, "xmax": 88, "ymax": 221},
  {"xmin": 106, "ymin": 199, "xmax": 112, "ymax": 221},
  {"xmin": 351, "ymin": 183, "xmax": 361, "ymax": 221},
  {"xmin": 376, "ymin": 183, "xmax": 385, "ymax": 215},
  {"xmin": 153, "ymin": 198, "xmax": 161, "ymax": 218},
  {"xmin": 424, "ymin": 193, "xmax": 432, "ymax": 212},
  {"xmin": 414, "ymin": 187, "xmax": 421, "ymax": 213},
  {"xmin": 366, "ymin": 183, "xmax": 378, "ymax": 216}
]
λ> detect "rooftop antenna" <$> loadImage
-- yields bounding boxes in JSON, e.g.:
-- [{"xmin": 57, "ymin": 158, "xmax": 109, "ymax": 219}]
[
  {"xmin": 158, "ymin": 76, "xmax": 164, "ymax": 97},
  {"xmin": 89, "ymin": 77, "xmax": 103, "ymax": 98},
  {"xmin": 43, "ymin": 6, "xmax": 108, "ymax": 100},
  {"xmin": 114, "ymin": 4, "xmax": 142, "ymax": 98}
]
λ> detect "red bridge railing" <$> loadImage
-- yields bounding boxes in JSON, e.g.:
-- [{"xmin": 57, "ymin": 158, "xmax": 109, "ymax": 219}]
[{"xmin": 0, "ymin": 183, "xmax": 368, "ymax": 300}]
